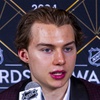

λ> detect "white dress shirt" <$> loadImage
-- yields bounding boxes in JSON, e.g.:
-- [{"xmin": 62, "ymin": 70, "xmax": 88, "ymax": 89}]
[{"xmin": 63, "ymin": 79, "xmax": 71, "ymax": 100}]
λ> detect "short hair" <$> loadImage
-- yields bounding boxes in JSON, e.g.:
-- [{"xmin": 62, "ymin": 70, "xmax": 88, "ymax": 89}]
[{"xmin": 15, "ymin": 6, "xmax": 84, "ymax": 50}]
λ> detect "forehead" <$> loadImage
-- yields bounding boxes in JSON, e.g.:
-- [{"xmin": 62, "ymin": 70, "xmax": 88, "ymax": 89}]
[{"xmin": 30, "ymin": 23, "xmax": 75, "ymax": 45}]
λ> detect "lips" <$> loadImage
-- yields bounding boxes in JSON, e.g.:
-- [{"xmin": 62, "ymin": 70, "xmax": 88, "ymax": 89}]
[{"xmin": 50, "ymin": 70, "xmax": 66, "ymax": 80}]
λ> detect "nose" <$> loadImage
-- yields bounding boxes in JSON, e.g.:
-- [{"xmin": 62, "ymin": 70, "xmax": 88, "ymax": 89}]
[{"xmin": 53, "ymin": 50, "xmax": 66, "ymax": 66}]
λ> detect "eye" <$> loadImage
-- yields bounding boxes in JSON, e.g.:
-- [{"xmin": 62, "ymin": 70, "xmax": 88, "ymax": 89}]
[
  {"xmin": 41, "ymin": 48, "xmax": 53, "ymax": 53},
  {"xmin": 64, "ymin": 47, "xmax": 72, "ymax": 52}
]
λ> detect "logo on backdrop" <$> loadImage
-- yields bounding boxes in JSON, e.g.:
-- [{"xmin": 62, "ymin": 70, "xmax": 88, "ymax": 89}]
[
  {"xmin": 88, "ymin": 47, "xmax": 100, "ymax": 67},
  {"xmin": 0, "ymin": 48, "xmax": 4, "ymax": 65}
]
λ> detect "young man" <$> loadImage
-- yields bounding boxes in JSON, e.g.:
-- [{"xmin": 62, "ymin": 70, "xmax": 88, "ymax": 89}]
[{"xmin": 0, "ymin": 7, "xmax": 100, "ymax": 100}]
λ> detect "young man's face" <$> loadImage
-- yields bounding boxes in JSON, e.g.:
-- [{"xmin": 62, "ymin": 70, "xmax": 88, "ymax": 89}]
[{"xmin": 18, "ymin": 23, "xmax": 77, "ymax": 90}]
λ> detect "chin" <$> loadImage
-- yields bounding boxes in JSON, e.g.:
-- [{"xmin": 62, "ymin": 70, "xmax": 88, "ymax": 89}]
[{"xmin": 50, "ymin": 81, "xmax": 66, "ymax": 89}]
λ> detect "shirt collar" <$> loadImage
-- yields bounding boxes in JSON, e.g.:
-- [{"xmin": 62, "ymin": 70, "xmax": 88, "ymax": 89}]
[{"xmin": 63, "ymin": 79, "xmax": 71, "ymax": 100}]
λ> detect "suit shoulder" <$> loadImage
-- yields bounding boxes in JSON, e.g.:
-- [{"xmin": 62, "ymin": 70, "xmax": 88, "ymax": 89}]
[
  {"xmin": 71, "ymin": 76, "xmax": 100, "ymax": 100},
  {"xmin": 0, "ymin": 79, "xmax": 30, "ymax": 100},
  {"xmin": 80, "ymin": 78, "xmax": 100, "ymax": 89},
  {"xmin": 79, "ymin": 77, "xmax": 100, "ymax": 100},
  {"xmin": 71, "ymin": 76, "xmax": 100, "ymax": 89}
]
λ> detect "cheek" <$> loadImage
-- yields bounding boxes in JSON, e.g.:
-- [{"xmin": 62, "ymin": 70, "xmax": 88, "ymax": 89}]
[
  {"xmin": 28, "ymin": 54, "xmax": 50, "ymax": 79},
  {"xmin": 66, "ymin": 54, "xmax": 76, "ymax": 68},
  {"xmin": 28, "ymin": 52, "xmax": 52, "ymax": 70},
  {"xmin": 33, "ymin": 52, "xmax": 53, "ymax": 64},
  {"xmin": 71, "ymin": 55, "xmax": 76, "ymax": 65},
  {"xmin": 67, "ymin": 51, "xmax": 76, "ymax": 59},
  {"xmin": 66, "ymin": 55, "xmax": 76, "ymax": 74}
]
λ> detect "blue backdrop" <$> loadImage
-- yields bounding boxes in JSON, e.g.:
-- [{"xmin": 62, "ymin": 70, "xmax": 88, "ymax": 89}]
[{"xmin": 0, "ymin": 0, "xmax": 100, "ymax": 92}]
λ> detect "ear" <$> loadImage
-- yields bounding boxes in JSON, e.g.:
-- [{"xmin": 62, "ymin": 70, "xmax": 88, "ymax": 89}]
[{"xmin": 18, "ymin": 49, "xmax": 29, "ymax": 63}]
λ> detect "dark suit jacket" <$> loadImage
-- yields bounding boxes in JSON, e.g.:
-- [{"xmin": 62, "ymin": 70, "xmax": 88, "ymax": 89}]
[{"xmin": 0, "ymin": 76, "xmax": 100, "ymax": 100}]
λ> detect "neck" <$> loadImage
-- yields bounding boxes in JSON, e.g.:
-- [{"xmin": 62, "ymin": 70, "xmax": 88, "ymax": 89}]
[{"xmin": 42, "ymin": 82, "xmax": 69, "ymax": 100}]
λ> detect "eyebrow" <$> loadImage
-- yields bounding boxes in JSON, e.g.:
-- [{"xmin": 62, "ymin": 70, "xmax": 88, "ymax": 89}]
[
  {"xmin": 36, "ymin": 41, "xmax": 75, "ymax": 47},
  {"xmin": 64, "ymin": 41, "xmax": 75, "ymax": 46}
]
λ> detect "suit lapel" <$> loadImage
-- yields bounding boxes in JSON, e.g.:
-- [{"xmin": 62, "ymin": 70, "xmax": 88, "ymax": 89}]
[{"xmin": 70, "ymin": 76, "xmax": 89, "ymax": 100}]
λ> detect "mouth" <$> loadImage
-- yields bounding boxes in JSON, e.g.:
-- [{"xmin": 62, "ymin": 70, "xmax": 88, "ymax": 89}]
[{"xmin": 50, "ymin": 70, "xmax": 66, "ymax": 80}]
